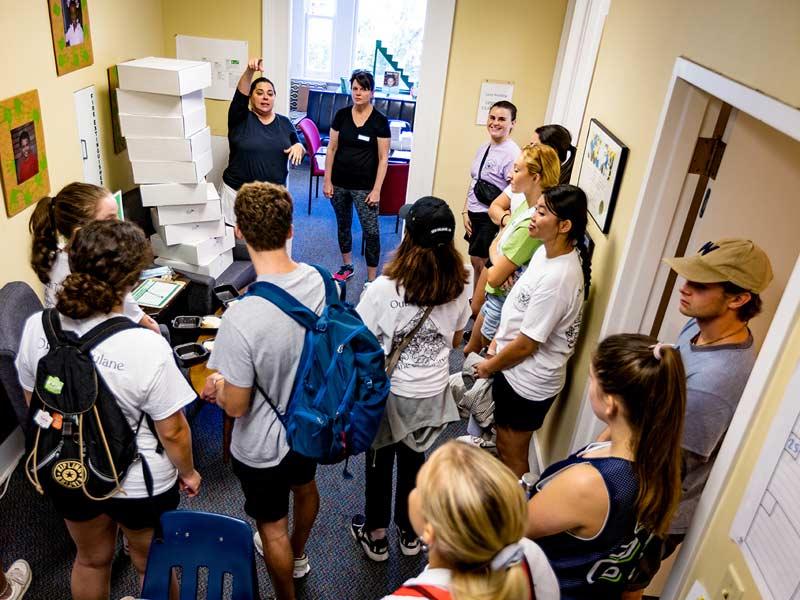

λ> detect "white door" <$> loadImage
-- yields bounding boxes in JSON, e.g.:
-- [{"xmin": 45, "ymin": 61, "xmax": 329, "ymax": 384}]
[
  {"xmin": 73, "ymin": 85, "xmax": 103, "ymax": 186},
  {"xmin": 655, "ymin": 111, "xmax": 800, "ymax": 350}
]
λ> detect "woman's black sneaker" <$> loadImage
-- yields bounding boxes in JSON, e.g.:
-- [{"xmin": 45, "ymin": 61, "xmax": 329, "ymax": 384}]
[{"xmin": 350, "ymin": 515, "xmax": 389, "ymax": 562}]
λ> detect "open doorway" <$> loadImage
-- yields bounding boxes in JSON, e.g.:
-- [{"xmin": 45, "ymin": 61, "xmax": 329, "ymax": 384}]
[{"xmin": 569, "ymin": 58, "xmax": 800, "ymax": 599}]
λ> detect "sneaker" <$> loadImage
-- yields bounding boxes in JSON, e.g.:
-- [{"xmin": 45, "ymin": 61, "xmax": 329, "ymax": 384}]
[
  {"xmin": 3, "ymin": 559, "xmax": 31, "ymax": 600},
  {"xmin": 253, "ymin": 532, "xmax": 311, "ymax": 579},
  {"xmin": 456, "ymin": 434, "xmax": 497, "ymax": 450},
  {"xmin": 396, "ymin": 526, "xmax": 421, "ymax": 556},
  {"xmin": 333, "ymin": 264, "xmax": 355, "ymax": 282},
  {"xmin": 350, "ymin": 515, "xmax": 389, "ymax": 562}
]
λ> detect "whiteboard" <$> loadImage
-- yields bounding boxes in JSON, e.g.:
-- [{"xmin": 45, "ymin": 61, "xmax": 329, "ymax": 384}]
[
  {"xmin": 176, "ymin": 35, "xmax": 248, "ymax": 101},
  {"xmin": 731, "ymin": 359, "xmax": 800, "ymax": 600}
]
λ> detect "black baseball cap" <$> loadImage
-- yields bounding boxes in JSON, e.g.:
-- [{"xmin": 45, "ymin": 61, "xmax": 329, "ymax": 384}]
[{"xmin": 399, "ymin": 196, "xmax": 455, "ymax": 248}]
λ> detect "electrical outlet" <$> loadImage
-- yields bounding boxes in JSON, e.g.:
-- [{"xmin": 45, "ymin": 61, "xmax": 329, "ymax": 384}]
[{"xmin": 717, "ymin": 565, "xmax": 745, "ymax": 600}]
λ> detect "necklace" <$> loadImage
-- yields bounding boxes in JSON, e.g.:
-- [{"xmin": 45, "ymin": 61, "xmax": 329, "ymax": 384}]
[{"xmin": 694, "ymin": 324, "xmax": 748, "ymax": 347}]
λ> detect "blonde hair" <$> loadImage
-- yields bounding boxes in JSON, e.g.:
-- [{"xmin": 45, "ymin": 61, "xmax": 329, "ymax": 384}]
[
  {"xmin": 520, "ymin": 143, "xmax": 561, "ymax": 190},
  {"xmin": 417, "ymin": 442, "xmax": 530, "ymax": 600}
]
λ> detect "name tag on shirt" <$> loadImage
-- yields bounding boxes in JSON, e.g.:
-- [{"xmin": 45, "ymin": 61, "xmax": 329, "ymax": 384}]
[{"xmin": 357, "ymin": 134, "xmax": 371, "ymax": 142}]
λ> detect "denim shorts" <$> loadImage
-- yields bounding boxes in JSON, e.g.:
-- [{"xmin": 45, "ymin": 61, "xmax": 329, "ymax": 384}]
[{"xmin": 480, "ymin": 292, "xmax": 505, "ymax": 340}]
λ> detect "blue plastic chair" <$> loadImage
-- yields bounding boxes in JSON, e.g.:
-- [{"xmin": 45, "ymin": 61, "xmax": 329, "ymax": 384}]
[{"xmin": 140, "ymin": 510, "xmax": 259, "ymax": 600}]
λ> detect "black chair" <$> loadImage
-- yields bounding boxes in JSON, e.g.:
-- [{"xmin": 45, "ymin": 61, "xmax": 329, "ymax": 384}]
[{"xmin": 0, "ymin": 282, "xmax": 43, "ymax": 432}]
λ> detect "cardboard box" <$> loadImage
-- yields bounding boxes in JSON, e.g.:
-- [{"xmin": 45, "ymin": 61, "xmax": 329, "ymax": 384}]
[
  {"xmin": 140, "ymin": 181, "xmax": 217, "ymax": 207},
  {"xmin": 117, "ymin": 57, "xmax": 212, "ymax": 96},
  {"xmin": 150, "ymin": 227, "xmax": 235, "ymax": 265},
  {"xmin": 151, "ymin": 199, "xmax": 221, "ymax": 226},
  {"xmin": 157, "ymin": 217, "xmax": 224, "ymax": 246},
  {"xmin": 120, "ymin": 106, "xmax": 206, "ymax": 139},
  {"xmin": 116, "ymin": 89, "xmax": 204, "ymax": 117},
  {"xmin": 132, "ymin": 149, "xmax": 213, "ymax": 185},
  {"xmin": 127, "ymin": 127, "xmax": 212, "ymax": 162},
  {"xmin": 155, "ymin": 249, "xmax": 233, "ymax": 279}
]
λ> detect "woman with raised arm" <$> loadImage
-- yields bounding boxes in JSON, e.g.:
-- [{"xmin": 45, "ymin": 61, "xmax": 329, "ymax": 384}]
[{"xmin": 220, "ymin": 57, "xmax": 304, "ymax": 226}]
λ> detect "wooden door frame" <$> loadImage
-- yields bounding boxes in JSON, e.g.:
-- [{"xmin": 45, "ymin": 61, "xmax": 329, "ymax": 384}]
[{"xmin": 568, "ymin": 57, "xmax": 800, "ymax": 599}]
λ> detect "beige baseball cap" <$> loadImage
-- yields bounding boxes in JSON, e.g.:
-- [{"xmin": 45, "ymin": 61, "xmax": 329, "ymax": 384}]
[{"xmin": 663, "ymin": 238, "xmax": 773, "ymax": 294}]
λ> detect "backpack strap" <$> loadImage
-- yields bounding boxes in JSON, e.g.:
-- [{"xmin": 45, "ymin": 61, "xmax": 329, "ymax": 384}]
[
  {"xmin": 41, "ymin": 308, "xmax": 71, "ymax": 349},
  {"xmin": 392, "ymin": 585, "xmax": 450, "ymax": 599},
  {"xmin": 385, "ymin": 306, "xmax": 434, "ymax": 376},
  {"xmin": 247, "ymin": 281, "xmax": 320, "ymax": 331},
  {"xmin": 309, "ymin": 264, "xmax": 341, "ymax": 306},
  {"xmin": 78, "ymin": 316, "xmax": 142, "ymax": 353}
]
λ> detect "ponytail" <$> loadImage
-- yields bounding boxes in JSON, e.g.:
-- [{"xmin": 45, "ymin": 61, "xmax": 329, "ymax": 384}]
[
  {"xmin": 451, "ymin": 563, "xmax": 530, "ymax": 600},
  {"xmin": 56, "ymin": 220, "xmax": 152, "ymax": 319},
  {"xmin": 29, "ymin": 196, "xmax": 58, "ymax": 283},
  {"xmin": 592, "ymin": 334, "xmax": 686, "ymax": 535},
  {"xmin": 575, "ymin": 235, "xmax": 592, "ymax": 301},
  {"xmin": 28, "ymin": 182, "xmax": 108, "ymax": 284},
  {"xmin": 543, "ymin": 184, "xmax": 591, "ymax": 300}
]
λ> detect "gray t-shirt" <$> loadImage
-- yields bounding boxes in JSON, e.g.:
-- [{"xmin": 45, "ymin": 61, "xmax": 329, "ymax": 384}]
[
  {"xmin": 669, "ymin": 319, "xmax": 755, "ymax": 534},
  {"xmin": 207, "ymin": 263, "xmax": 326, "ymax": 468}
]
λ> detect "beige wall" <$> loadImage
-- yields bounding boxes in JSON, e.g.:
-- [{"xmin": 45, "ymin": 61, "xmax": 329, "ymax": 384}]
[
  {"xmin": 431, "ymin": 0, "xmax": 567, "ymax": 232},
  {"xmin": 522, "ymin": 0, "xmax": 800, "ymax": 595},
  {"xmin": 161, "ymin": 0, "xmax": 262, "ymax": 136},
  {"xmin": 0, "ymin": 0, "xmax": 164, "ymax": 292}
]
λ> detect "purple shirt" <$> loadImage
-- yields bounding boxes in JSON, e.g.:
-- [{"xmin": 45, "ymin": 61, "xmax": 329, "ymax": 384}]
[{"xmin": 466, "ymin": 139, "xmax": 520, "ymax": 213}]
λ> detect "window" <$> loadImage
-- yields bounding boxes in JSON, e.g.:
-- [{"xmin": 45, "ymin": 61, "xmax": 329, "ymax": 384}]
[
  {"xmin": 303, "ymin": 0, "xmax": 336, "ymax": 79},
  {"xmin": 353, "ymin": 0, "xmax": 426, "ymax": 85}
]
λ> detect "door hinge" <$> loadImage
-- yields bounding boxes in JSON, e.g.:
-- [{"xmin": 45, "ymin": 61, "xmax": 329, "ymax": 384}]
[{"xmin": 688, "ymin": 136, "xmax": 726, "ymax": 179}]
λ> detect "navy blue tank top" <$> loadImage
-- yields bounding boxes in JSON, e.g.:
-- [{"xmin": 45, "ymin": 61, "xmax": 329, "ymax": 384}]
[{"xmin": 533, "ymin": 443, "xmax": 653, "ymax": 600}]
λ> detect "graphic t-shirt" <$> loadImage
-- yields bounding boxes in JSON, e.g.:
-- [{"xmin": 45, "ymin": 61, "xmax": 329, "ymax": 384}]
[
  {"xmin": 15, "ymin": 312, "xmax": 196, "ymax": 497},
  {"xmin": 494, "ymin": 246, "xmax": 584, "ymax": 401},
  {"xmin": 331, "ymin": 106, "xmax": 391, "ymax": 190},
  {"xmin": 208, "ymin": 264, "xmax": 327, "ymax": 468},
  {"xmin": 222, "ymin": 90, "xmax": 300, "ymax": 191},
  {"xmin": 356, "ymin": 276, "xmax": 471, "ymax": 397},
  {"xmin": 466, "ymin": 139, "xmax": 520, "ymax": 213},
  {"xmin": 485, "ymin": 200, "xmax": 542, "ymax": 296},
  {"xmin": 45, "ymin": 248, "xmax": 144, "ymax": 323}
]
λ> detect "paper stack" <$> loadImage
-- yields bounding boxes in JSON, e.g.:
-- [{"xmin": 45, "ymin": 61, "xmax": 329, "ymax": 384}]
[{"xmin": 118, "ymin": 57, "xmax": 233, "ymax": 279}]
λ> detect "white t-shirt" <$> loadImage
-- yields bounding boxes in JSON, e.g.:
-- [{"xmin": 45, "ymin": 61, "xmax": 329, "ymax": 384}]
[
  {"xmin": 502, "ymin": 183, "xmax": 527, "ymax": 214},
  {"xmin": 45, "ymin": 248, "xmax": 145, "ymax": 323},
  {"xmin": 357, "ymin": 276, "xmax": 471, "ymax": 397},
  {"xmin": 382, "ymin": 538, "xmax": 560, "ymax": 600},
  {"xmin": 65, "ymin": 22, "xmax": 84, "ymax": 46},
  {"xmin": 495, "ymin": 246, "xmax": 584, "ymax": 401},
  {"xmin": 15, "ymin": 311, "xmax": 196, "ymax": 497}
]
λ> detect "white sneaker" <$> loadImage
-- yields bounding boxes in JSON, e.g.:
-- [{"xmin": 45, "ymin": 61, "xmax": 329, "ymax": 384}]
[
  {"xmin": 456, "ymin": 434, "xmax": 497, "ymax": 450},
  {"xmin": 3, "ymin": 559, "xmax": 31, "ymax": 600},
  {"xmin": 253, "ymin": 532, "xmax": 311, "ymax": 579}
]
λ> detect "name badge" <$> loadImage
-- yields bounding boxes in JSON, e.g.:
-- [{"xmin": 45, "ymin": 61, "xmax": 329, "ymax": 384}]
[{"xmin": 357, "ymin": 134, "xmax": 370, "ymax": 142}]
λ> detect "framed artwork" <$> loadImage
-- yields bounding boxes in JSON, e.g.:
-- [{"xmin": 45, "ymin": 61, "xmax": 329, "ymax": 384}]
[
  {"xmin": 48, "ymin": 0, "xmax": 94, "ymax": 76},
  {"xmin": 107, "ymin": 65, "xmax": 127, "ymax": 154},
  {"xmin": 0, "ymin": 90, "xmax": 50, "ymax": 217},
  {"xmin": 577, "ymin": 119, "xmax": 628, "ymax": 234}
]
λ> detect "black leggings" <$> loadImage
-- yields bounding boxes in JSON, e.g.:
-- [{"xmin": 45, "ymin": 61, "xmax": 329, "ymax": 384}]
[
  {"xmin": 331, "ymin": 186, "xmax": 381, "ymax": 267},
  {"xmin": 364, "ymin": 443, "xmax": 425, "ymax": 532}
]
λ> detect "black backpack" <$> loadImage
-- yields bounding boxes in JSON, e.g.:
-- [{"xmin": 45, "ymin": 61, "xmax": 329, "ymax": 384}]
[{"xmin": 25, "ymin": 309, "xmax": 157, "ymax": 500}]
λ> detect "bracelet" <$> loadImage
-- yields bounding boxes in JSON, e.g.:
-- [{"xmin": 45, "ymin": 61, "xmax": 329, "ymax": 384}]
[
  {"xmin": 500, "ymin": 213, "xmax": 510, "ymax": 227},
  {"xmin": 461, "ymin": 211, "xmax": 468, "ymax": 215}
]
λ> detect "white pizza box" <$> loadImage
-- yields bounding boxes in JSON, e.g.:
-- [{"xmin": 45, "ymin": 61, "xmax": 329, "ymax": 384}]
[
  {"xmin": 155, "ymin": 249, "xmax": 233, "ymax": 279},
  {"xmin": 140, "ymin": 181, "xmax": 217, "ymax": 207},
  {"xmin": 117, "ymin": 57, "xmax": 212, "ymax": 96},
  {"xmin": 116, "ymin": 89, "xmax": 205, "ymax": 117},
  {"xmin": 131, "ymin": 149, "xmax": 213, "ymax": 185},
  {"xmin": 157, "ymin": 217, "xmax": 224, "ymax": 246},
  {"xmin": 120, "ymin": 106, "xmax": 206, "ymax": 139},
  {"xmin": 150, "ymin": 227, "xmax": 234, "ymax": 265},
  {"xmin": 151, "ymin": 199, "xmax": 221, "ymax": 226},
  {"xmin": 127, "ymin": 127, "xmax": 211, "ymax": 162}
]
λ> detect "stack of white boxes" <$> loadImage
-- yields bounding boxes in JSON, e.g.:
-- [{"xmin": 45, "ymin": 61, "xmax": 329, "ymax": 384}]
[{"xmin": 117, "ymin": 57, "xmax": 235, "ymax": 280}]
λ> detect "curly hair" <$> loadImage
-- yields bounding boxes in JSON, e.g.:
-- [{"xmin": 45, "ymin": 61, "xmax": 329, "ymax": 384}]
[
  {"xmin": 234, "ymin": 182, "xmax": 293, "ymax": 251},
  {"xmin": 29, "ymin": 182, "xmax": 109, "ymax": 284},
  {"xmin": 57, "ymin": 220, "xmax": 152, "ymax": 320}
]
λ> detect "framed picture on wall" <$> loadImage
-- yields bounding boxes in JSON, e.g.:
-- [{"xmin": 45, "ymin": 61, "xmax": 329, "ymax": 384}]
[
  {"xmin": 0, "ymin": 90, "xmax": 51, "ymax": 217},
  {"xmin": 48, "ymin": 0, "xmax": 94, "ymax": 76},
  {"xmin": 577, "ymin": 119, "xmax": 628, "ymax": 234}
]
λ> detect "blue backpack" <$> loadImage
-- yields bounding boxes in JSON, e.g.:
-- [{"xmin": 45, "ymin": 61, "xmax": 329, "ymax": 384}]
[{"xmin": 246, "ymin": 265, "xmax": 389, "ymax": 467}]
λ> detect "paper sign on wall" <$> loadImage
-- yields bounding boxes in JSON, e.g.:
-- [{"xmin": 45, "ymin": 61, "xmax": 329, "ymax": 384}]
[
  {"xmin": 176, "ymin": 35, "xmax": 248, "ymax": 101},
  {"xmin": 476, "ymin": 80, "xmax": 514, "ymax": 125}
]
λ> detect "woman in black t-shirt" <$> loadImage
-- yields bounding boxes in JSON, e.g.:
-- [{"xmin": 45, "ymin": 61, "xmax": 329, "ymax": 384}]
[
  {"xmin": 323, "ymin": 70, "xmax": 391, "ymax": 285},
  {"xmin": 221, "ymin": 57, "xmax": 304, "ymax": 225}
]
